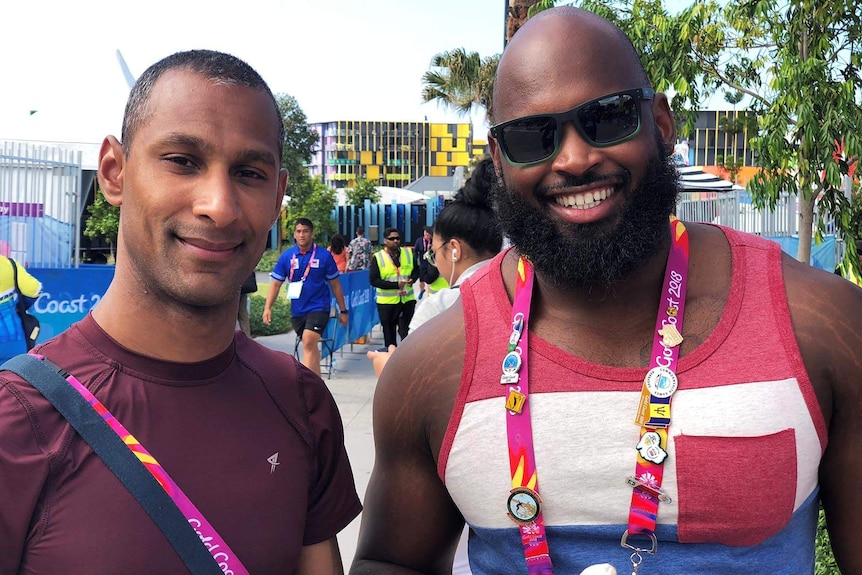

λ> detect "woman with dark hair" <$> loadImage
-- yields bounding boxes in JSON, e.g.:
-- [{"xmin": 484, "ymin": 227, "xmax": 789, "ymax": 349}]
[
  {"xmin": 328, "ymin": 233, "xmax": 348, "ymax": 273},
  {"xmin": 409, "ymin": 158, "xmax": 503, "ymax": 329}
]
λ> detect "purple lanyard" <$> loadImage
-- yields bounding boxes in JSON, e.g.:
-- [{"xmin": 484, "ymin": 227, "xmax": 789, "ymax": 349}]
[
  {"xmin": 503, "ymin": 217, "xmax": 689, "ymax": 574},
  {"xmin": 63, "ymin": 370, "xmax": 250, "ymax": 575},
  {"xmin": 289, "ymin": 244, "xmax": 317, "ymax": 283}
]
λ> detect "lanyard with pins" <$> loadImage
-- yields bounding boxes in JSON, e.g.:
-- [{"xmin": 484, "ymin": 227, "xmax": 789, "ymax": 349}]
[{"xmin": 502, "ymin": 217, "xmax": 689, "ymax": 575}]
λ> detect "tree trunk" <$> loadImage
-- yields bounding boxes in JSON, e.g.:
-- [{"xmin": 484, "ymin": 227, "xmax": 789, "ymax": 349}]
[
  {"xmin": 505, "ymin": 0, "xmax": 544, "ymax": 45},
  {"xmin": 797, "ymin": 192, "xmax": 815, "ymax": 265}
]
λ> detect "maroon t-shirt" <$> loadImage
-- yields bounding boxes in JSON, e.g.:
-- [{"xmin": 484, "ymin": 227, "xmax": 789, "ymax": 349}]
[{"xmin": 0, "ymin": 314, "xmax": 361, "ymax": 574}]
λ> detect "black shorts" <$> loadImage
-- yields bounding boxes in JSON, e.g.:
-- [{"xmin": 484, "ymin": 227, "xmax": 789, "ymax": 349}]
[{"xmin": 291, "ymin": 311, "xmax": 331, "ymax": 337}]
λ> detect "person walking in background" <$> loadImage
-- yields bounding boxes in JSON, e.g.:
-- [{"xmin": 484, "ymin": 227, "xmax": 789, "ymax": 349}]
[
  {"xmin": 237, "ymin": 271, "xmax": 257, "ymax": 336},
  {"xmin": 368, "ymin": 227, "xmax": 418, "ymax": 348},
  {"xmin": 329, "ymin": 233, "xmax": 348, "ymax": 273},
  {"xmin": 0, "ymin": 255, "xmax": 42, "ymax": 362},
  {"xmin": 346, "ymin": 226, "xmax": 373, "ymax": 271},
  {"xmin": 352, "ymin": 8, "xmax": 862, "ymax": 575},
  {"xmin": 264, "ymin": 218, "xmax": 349, "ymax": 376},
  {"xmin": 1, "ymin": 50, "xmax": 360, "ymax": 574},
  {"xmin": 413, "ymin": 226, "xmax": 440, "ymax": 298}
]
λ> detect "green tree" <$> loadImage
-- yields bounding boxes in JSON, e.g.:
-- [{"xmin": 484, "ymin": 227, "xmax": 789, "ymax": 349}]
[
  {"xmin": 83, "ymin": 190, "xmax": 120, "ymax": 262},
  {"xmin": 283, "ymin": 170, "xmax": 338, "ymax": 244},
  {"xmin": 345, "ymin": 178, "xmax": 381, "ymax": 205},
  {"xmin": 421, "ymin": 49, "xmax": 500, "ymax": 122},
  {"xmin": 276, "ymin": 92, "xmax": 319, "ymax": 206}
]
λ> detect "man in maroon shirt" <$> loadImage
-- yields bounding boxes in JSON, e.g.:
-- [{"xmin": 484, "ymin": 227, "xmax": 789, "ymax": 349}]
[{"xmin": 0, "ymin": 50, "xmax": 360, "ymax": 574}]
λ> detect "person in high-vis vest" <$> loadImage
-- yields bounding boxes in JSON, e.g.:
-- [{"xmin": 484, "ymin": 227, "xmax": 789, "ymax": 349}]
[
  {"xmin": 369, "ymin": 227, "xmax": 420, "ymax": 348},
  {"xmin": 836, "ymin": 240, "xmax": 862, "ymax": 287},
  {"xmin": 0, "ymin": 255, "xmax": 42, "ymax": 362}
]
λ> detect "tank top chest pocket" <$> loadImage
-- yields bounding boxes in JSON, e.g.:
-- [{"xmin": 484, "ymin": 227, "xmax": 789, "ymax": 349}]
[{"xmin": 674, "ymin": 429, "xmax": 796, "ymax": 546}]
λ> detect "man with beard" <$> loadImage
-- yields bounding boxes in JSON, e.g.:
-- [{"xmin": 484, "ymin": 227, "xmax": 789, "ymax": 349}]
[
  {"xmin": 0, "ymin": 50, "xmax": 360, "ymax": 574},
  {"xmin": 351, "ymin": 7, "xmax": 862, "ymax": 575}
]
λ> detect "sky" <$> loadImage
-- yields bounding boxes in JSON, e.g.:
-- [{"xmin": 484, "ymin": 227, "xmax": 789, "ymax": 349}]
[{"xmin": 0, "ymin": 0, "xmax": 506, "ymax": 147}]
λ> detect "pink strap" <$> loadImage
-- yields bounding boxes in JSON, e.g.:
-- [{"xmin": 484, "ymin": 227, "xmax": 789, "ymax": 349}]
[{"xmin": 64, "ymin": 372, "xmax": 250, "ymax": 575}]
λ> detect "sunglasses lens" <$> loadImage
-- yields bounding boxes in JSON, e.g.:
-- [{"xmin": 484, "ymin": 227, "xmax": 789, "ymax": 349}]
[
  {"xmin": 500, "ymin": 117, "xmax": 558, "ymax": 164},
  {"xmin": 495, "ymin": 91, "xmax": 645, "ymax": 165},
  {"xmin": 578, "ymin": 93, "xmax": 639, "ymax": 145}
]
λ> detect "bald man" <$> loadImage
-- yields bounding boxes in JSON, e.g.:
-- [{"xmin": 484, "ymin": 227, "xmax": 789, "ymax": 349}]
[{"xmin": 350, "ymin": 7, "xmax": 862, "ymax": 575}]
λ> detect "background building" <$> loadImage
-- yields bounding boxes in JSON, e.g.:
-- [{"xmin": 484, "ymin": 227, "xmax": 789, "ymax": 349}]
[{"xmin": 308, "ymin": 120, "xmax": 479, "ymax": 190}]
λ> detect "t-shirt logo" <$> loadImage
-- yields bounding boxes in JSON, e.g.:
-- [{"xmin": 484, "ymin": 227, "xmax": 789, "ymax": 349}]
[{"xmin": 310, "ymin": 259, "xmax": 320, "ymax": 268}]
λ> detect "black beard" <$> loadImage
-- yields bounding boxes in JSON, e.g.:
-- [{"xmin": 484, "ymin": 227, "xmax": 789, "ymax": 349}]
[{"xmin": 492, "ymin": 142, "xmax": 680, "ymax": 290}]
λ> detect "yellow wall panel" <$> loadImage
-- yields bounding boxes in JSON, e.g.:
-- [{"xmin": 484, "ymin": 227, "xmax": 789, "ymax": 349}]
[
  {"xmin": 452, "ymin": 152, "xmax": 470, "ymax": 166},
  {"xmin": 457, "ymin": 124, "xmax": 470, "ymax": 138},
  {"xmin": 430, "ymin": 124, "xmax": 450, "ymax": 138},
  {"xmin": 429, "ymin": 166, "xmax": 448, "ymax": 177},
  {"xmin": 435, "ymin": 152, "xmax": 449, "ymax": 165},
  {"xmin": 430, "ymin": 139, "xmax": 438, "ymax": 152},
  {"xmin": 366, "ymin": 165, "xmax": 380, "ymax": 179},
  {"xmin": 360, "ymin": 151, "xmax": 373, "ymax": 164}
]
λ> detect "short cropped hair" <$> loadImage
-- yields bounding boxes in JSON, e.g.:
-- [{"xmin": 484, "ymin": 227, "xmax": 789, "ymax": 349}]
[{"xmin": 122, "ymin": 49, "xmax": 285, "ymax": 158}]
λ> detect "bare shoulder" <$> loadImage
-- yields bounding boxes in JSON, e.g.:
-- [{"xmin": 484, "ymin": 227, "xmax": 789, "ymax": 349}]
[
  {"xmin": 375, "ymin": 301, "xmax": 466, "ymax": 459},
  {"xmin": 781, "ymin": 253, "xmax": 862, "ymax": 423}
]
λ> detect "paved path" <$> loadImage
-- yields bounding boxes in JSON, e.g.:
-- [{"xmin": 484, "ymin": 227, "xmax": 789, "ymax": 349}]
[{"xmin": 255, "ymin": 327, "xmax": 382, "ymax": 571}]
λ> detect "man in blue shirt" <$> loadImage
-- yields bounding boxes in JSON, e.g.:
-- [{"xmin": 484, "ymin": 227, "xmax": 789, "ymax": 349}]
[{"xmin": 263, "ymin": 218, "xmax": 348, "ymax": 375}]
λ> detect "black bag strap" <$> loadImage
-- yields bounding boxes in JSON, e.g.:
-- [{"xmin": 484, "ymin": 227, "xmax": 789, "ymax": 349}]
[{"xmin": 1, "ymin": 354, "xmax": 223, "ymax": 575}]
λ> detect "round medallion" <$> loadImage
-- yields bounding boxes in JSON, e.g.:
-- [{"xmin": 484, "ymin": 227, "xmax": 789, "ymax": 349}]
[
  {"xmin": 501, "ymin": 351, "xmax": 523, "ymax": 374},
  {"xmin": 643, "ymin": 366, "xmax": 679, "ymax": 398},
  {"xmin": 507, "ymin": 487, "xmax": 541, "ymax": 525}
]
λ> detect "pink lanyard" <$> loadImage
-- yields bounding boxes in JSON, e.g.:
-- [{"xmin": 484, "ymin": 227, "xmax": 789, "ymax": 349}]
[
  {"xmin": 289, "ymin": 244, "xmax": 317, "ymax": 283},
  {"xmin": 503, "ymin": 217, "xmax": 689, "ymax": 574},
  {"xmin": 64, "ymin": 371, "xmax": 250, "ymax": 575}
]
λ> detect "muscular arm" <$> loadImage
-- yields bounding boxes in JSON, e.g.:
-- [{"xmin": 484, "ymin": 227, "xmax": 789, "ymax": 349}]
[
  {"xmin": 350, "ymin": 310, "xmax": 467, "ymax": 574},
  {"xmin": 784, "ymin": 256, "xmax": 862, "ymax": 572},
  {"xmin": 295, "ymin": 538, "xmax": 344, "ymax": 575}
]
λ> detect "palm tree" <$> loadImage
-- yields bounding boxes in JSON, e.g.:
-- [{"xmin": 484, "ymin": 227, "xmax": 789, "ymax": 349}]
[
  {"xmin": 506, "ymin": 0, "xmax": 549, "ymax": 45},
  {"xmin": 421, "ymin": 49, "xmax": 500, "ymax": 123}
]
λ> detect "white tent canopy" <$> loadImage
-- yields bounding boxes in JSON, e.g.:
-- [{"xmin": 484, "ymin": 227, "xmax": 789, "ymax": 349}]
[
  {"xmin": 336, "ymin": 185, "xmax": 428, "ymax": 206},
  {"xmin": 678, "ymin": 166, "xmax": 744, "ymax": 192}
]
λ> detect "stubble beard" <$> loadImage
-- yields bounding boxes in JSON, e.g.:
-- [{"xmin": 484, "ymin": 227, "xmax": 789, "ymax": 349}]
[{"xmin": 492, "ymin": 139, "xmax": 681, "ymax": 290}]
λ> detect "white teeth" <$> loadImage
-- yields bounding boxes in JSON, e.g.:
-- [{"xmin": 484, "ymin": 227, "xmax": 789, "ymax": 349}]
[{"xmin": 554, "ymin": 187, "xmax": 614, "ymax": 209}]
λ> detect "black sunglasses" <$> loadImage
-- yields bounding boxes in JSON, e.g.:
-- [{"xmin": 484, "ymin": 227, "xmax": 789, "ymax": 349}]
[
  {"xmin": 489, "ymin": 88, "xmax": 655, "ymax": 166},
  {"xmin": 385, "ymin": 236, "xmax": 400, "ymax": 241}
]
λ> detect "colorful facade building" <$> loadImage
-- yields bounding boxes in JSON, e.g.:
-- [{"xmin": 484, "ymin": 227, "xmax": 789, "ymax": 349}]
[{"xmin": 308, "ymin": 120, "xmax": 483, "ymax": 190}]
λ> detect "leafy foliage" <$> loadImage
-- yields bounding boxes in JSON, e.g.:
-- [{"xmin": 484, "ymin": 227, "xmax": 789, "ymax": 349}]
[
  {"xmin": 255, "ymin": 250, "xmax": 280, "ymax": 273},
  {"xmin": 249, "ymin": 293, "xmax": 291, "ymax": 337},
  {"xmin": 276, "ymin": 93, "xmax": 318, "ymax": 180},
  {"xmin": 83, "ymin": 190, "xmax": 120, "ymax": 260},
  {"xmin": 345, "ymin": 178, "xmax": 381, "ymax": 205},
  {"xmin": 815, "ymin": 507, "xmax": 839, "ymax": 574},
  {"xmin": 283, "ymin": 170, "xmax": 338, "ymax": 244},
  {"xmin": 421, "ymin": 49, "xmax": 500, "ymax": 122}
]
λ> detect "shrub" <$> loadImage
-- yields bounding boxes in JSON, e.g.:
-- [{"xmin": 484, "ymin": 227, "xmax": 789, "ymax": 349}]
[
  {"xmin": 256, "ymin": 250, "xmax": 280, "ymax": 273},
  {"xmin": 815, "ymin": 507, "xmax": 839, "ymax": 574},
  {"xmin": 249, "ymin": 294, "xmax": 291, "ymax": 337}
]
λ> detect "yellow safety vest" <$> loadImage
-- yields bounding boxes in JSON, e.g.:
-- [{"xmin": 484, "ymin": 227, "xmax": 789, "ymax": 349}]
[
  {"xmin": 375, "ymin": 248, "xmax": 416, "ymax": 304},
  {"xmin": 427, "ymin": 275, "xmax": 449, "ymax": 293},
  {"xmin": 837, "ymin": 259, "xmax": 862, "ymax": 286}
]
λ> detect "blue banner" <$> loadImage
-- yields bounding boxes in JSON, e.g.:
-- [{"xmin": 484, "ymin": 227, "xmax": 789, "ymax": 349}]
[
  {"xmin": 323, "ymin": 269, "xmax": 378, "ymax": 356},
  {"xmin": 29, "ymin": 265, "xmax": 115, "ymax": 341}
]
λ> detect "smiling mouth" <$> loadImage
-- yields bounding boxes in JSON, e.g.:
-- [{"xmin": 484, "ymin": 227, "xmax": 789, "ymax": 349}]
[{"xmin": 553, "ymin": 187, "xmax": 615, "ymax": 210}]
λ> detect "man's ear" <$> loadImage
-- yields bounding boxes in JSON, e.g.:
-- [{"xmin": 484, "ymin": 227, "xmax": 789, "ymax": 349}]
[
  {"xmin": 97, "ymin": 136, "xmax": 125, "ymax": 207},
  {"xmin": 652, "ymin": 93, "xmax": 677, "ymax": 157}
]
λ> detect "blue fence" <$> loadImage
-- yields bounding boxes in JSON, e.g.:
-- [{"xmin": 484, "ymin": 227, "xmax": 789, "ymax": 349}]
[{"xmin": 29, "ymin": 265, "xmax": 379, "ymax": 357}]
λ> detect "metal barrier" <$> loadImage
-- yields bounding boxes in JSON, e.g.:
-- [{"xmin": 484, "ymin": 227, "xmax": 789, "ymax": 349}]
[{"xmin": 0, "ymin": 141, "xmax": 83, "ymax": 268}]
